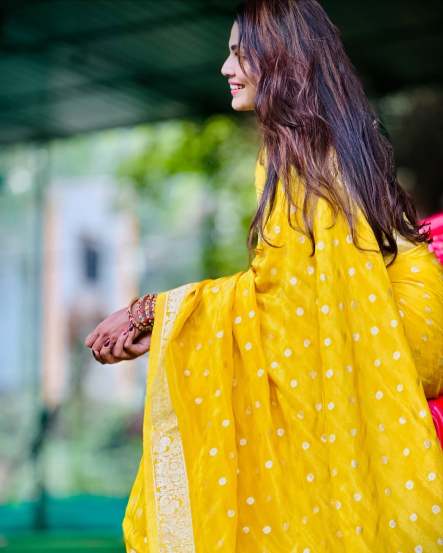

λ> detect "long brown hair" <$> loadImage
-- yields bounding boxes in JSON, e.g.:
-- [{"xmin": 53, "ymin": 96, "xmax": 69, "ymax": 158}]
[{"xmin": 234, "ymin": 0, "xmax": 429, "ymax": 264}]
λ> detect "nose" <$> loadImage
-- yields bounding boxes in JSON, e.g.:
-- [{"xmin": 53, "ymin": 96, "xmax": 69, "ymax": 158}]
[{"xmin": 220, "ymin": 55, "xmax": 234, "ymax": 78}]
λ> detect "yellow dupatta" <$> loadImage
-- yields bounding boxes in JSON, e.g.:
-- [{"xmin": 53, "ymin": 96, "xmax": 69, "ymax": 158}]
[{"xmin": 123, "ymin": 155, "xmax": 443, "ymax": 552}]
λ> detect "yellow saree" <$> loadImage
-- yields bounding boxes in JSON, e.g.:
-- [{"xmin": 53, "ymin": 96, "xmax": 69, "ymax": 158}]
[{"xmin": 123, "ymin": 155, "xmax": 443, "ymax": 552}]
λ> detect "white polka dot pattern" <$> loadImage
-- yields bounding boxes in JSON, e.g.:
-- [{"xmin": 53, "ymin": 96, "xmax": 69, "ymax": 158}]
[{"xmin": 123, "ymin": 157, "xmax": 443, "ymax": 552}]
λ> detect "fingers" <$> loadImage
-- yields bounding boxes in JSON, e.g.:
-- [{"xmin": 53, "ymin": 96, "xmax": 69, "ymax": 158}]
[
  {"xmin": 89, "ymin": 334, "xmax": 109, "ymax": 363},
  {"xmin": 125, "ymin": 341, "xmax": 150, "ymax": 357},
  {"xmin": 112, "ymin": 329, "xmax": 133, "ymax": 360},
  {"xmin": 91, "ymin": 349, "xmax": 105, "ymax": 364},
  {"xmin": 88, "ymin": 322, "xmax": 146, "ymax": 364},
  {"xmin": 124, "ymin": 327, "xmax": 138, "ymax": 348},
  {"xmin": 99, "ymin": 338, "xmax": 119, "ymax": 364},
  {"xmin": 124, "ymin": 332, "xmax": 152, "ymax": 357},
  {"xmin": 90, "ymin": 332, "xmax": 116, "ymax": 364},
  {"xmin": 85, "ymin": 332, "xmax": 98, "ymax": 347},
  {"xmin": 90, "ymin": 325, "xmax": 134, "ymax": 364},
  {"xmin": 94, "ymin": 334, "xmax": 113, "ymax": 353},
  {"xmin": 88, "ymin": 333, "xmax": 105, "ymax": 353}
]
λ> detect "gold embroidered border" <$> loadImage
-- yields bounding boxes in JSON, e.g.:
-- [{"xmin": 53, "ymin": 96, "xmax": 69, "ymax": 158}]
[{"xmin": 148, "ymin": 283, "xmax": 196, "ymax": 552}]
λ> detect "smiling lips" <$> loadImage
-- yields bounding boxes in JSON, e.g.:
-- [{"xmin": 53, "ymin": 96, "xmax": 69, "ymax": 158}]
[{"xmin": 229, "ymin": 82, "xmax": 245, "ymax": 96}]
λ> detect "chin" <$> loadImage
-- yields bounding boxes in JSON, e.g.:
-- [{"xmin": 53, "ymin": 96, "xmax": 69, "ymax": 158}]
[{"xmin": 231, "ymin": 98, "xmax": 254, "ymax": 112}]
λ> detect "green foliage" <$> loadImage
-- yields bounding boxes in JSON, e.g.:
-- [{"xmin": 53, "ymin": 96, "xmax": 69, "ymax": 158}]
[{"xmin": 117, "ymin": 114, "xmax": 261, "ymax": 278}]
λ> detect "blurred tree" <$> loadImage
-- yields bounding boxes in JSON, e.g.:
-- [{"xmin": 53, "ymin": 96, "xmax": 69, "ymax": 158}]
[{"xmin": 117, "ymin": 114, "xmax": 260, "ymax": 279}]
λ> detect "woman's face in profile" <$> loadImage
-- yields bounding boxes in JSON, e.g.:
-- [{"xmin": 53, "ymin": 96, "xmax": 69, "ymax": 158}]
[{"xmin": 220, "ymin": 22, "xmax": 257, "ymax": 112}]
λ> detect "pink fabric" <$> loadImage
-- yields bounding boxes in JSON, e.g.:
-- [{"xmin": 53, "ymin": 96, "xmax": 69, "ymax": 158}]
[
  {"xmin": 422, "ymin": 212, "xmax": 443, "ymax": 448},
  {"xmin": 428, "ymin": 397, "xmax": 443, "ymax": 448},
  {"xmin": 421, "ymin": 212, "xmax": 443, "ymax": 264}
]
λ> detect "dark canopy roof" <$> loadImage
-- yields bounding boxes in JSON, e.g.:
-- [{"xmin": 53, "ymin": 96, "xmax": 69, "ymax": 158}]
[{"xmin": 1, "ymin": 0, "xmax": 442, "ymax": 145}]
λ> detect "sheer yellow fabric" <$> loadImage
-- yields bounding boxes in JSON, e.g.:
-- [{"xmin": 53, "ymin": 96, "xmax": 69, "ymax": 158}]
[{"xmin": 123, "ymin": 157, "xmax": 443, "ymax": 552}]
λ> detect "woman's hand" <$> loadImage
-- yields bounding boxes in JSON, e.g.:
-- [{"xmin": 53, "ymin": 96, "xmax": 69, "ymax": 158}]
[
  {"xmin": 110, "ymin": 326, "xmax": 152, "ymax": 363},
  {"xmin": 84, "ymin": 306, "xmax": 152, "ymax": 364}
]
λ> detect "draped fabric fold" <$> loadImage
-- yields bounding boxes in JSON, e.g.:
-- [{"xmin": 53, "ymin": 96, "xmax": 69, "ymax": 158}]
[{"xmin": 123, "ymin": 157, "xmax": 443, "ymax": 552}]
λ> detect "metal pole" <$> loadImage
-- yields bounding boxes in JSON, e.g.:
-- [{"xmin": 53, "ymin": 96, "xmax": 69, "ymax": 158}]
[{"xmin": 30, "ymin": 141, "xmax": 51, "ymax": 532}]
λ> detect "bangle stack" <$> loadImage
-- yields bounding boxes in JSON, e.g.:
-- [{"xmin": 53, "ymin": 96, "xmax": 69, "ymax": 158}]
[{"xmin": 127, "ymin": 293, "xmax": 157, "ymax": 333}]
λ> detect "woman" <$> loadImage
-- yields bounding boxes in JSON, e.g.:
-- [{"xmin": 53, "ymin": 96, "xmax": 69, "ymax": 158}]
[{"xmin": 85, "ymin": 1, "xmax": 443, "ymax": 551}]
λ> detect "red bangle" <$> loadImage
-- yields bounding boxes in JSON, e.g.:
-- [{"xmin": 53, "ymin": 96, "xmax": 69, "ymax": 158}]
[
  {"xmin": 127, "ymin": 297, "xmax": 151, "ymax": 333},
  {"xmin": 142, "ymin": 293, "xmax": 157, "ymax": 328}
]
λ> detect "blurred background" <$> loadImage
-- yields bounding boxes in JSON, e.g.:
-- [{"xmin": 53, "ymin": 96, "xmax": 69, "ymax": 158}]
[{"xmin": 0, "ymin": 0, "xmax": 442, "ymax": 551}]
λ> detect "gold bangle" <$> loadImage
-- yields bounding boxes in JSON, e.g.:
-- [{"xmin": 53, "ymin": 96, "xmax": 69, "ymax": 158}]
[
  {"xmin": 142, "ymin": 294, "xmax": 156, "ymax": 331},
  {"xmin": 143, "ymin": 293, "xmax": 156, "ymax": 322},
  {"xmin": 128, "ymin": 296, "xmax": 150, "ymax": 332}
]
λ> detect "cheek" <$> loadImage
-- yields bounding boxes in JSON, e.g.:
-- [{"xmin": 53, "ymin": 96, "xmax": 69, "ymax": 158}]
[
  {"xmin": 246, "ymin": 84, "xmax": 257, "ymax": 101},
  {"xmin": 240, "ymin": 65, "xmax": 257, "ymax": 97}
]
